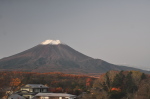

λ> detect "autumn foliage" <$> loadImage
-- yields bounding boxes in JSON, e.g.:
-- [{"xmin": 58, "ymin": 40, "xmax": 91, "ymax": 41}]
[
  {"xmin": 84, "ymin": 71, "xmax": 150, "ymax": 99},
  {"xmin": 0, "ymin": 71, "xmax": 95, "ymax": 98},
  {"xmin": 10, "ymin": 78, "xmax": 21, "ymax": 87},
  {"xmin": 0, "ymin": 71, "xmax": 150, "ymax": 99},
  {"xmin": 111, "ymin": 87, "xmax": 121, "ymax": 92}
]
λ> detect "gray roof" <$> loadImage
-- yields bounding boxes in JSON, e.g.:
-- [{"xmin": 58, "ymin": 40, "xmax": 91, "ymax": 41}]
[
  {"xmin": 8, "ymin": 94, "xmax": 25, "ymax": 99},
  {"xmin": 35, "ymin": 93, "xmax": 76, "ymax": 98},
  {"xmin": 24, "ymin": 84, "xmax": 49, "ymax": 88}
]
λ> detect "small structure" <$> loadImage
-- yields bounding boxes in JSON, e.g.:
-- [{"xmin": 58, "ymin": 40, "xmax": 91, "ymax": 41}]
[
  {"xmin": 16, "ymin": 84, "xmax": 49, "ymax": 99},
  {"xmin": 21, "ymin": 84, "xmax": 49, "ymax": 93},
  {"xmin": 8, "ymin": 94, "xmax": 25, "ymax": 99},
  {"xmin": 33, "ymin": 93, "xmax": 76, "ymax": 99}
]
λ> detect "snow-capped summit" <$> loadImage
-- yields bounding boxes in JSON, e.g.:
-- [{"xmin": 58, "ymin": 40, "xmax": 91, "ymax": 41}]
[
  {"xmin": 41, "ymin": 40, "xmax": 61, "ymax": 45},
  {"xmin": 0, "ymin": 39, "xmax": 149, "ymax": 75}
]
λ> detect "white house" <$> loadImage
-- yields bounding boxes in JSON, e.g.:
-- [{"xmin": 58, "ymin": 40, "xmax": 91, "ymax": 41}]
[
  {"xmin": 9, "ymin": 84, "xmax": 49, "ymax": 99},
  {"xmin": 20, "ymin": 84, "xmax": 49, "ymax": 93}
]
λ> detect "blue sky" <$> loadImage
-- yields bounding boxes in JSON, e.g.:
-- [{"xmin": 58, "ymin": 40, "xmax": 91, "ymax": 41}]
[{"xmin": 0, "ymin": 0, "xmax": 150, "ymax": 70}]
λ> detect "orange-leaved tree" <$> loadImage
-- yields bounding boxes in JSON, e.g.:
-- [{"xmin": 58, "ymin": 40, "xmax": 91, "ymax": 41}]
[{"xmin": 6, "ymin": 78, "xmax": 21, "ymax": 98}]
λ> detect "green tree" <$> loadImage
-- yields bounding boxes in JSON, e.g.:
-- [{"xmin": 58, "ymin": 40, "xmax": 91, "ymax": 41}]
[
  {"xmin": 125, "ymin": 72, "xmax": 137, "ymax": 93},
  {"xmin": 112, "ymin": 71, "xmax": 125, "ymax": 88}
]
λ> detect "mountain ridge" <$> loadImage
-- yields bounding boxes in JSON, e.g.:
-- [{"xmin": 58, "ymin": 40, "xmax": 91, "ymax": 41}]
[{"xmin": 0, "ymin": 40, "xmax": 149, "ymax": 75}]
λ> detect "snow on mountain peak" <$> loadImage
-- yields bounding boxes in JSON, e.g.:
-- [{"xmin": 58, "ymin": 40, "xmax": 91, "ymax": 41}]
[{"xmin": 40, "ymin": 40, "xmax": 61, "ymax": 45}]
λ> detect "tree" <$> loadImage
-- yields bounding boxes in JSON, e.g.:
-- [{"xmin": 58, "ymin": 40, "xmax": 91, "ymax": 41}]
[
  {"xmin": 134, "ymin": 79, "xmax": 150, "ymax": 99},
  {"xmin": 125, "ymin": 72, "xmax": 137, "ymax": 93},
  {"xmin": 10, "ymin": 78, "xmax": 21, "ymax": 87},
  {"xmin": 110, "ymin": 71, "xmax": 126, "ymax": 99},
  {"xmin": 86, "ymin": 78, "xmax": 92, "ymax": 88},
  {"xmin": 3, "ymin": 78, "xmax": 21, "ymax": 99},
  {"xmin": 141, "ymin": 73, "xmax": 147, "ymax": 80},
  {"xmin": 112, "ymin": 71, "xmax": 125, "ymax": 88}
]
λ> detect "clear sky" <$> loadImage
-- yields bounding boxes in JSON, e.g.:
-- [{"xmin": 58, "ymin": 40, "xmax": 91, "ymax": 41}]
[{"xmin": 0, "ymin": 0, "xmax": 150, "ymax": 70}]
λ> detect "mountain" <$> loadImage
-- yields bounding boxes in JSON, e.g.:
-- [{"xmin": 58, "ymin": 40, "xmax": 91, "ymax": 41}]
[{"xmin": 0, "ymin": 40, "xmax": 149, "ymax": 75}]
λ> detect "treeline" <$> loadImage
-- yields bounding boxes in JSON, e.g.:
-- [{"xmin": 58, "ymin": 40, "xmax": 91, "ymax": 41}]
[
  {"xmin": 0, "ymin": 71, "xmax": 95, "ymax": 98},
  {"xmin": 0, "ymin": 71, "xmax": 150, "ymax": 99},
  {"xmin": 82, "ymin": 71, "xmax": 150, "ymax": 99}
]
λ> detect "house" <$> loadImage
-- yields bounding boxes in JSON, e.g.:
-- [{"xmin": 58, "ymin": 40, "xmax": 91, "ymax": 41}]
[
  {"xmin": 8, "ymin": 84, "xmax": 76, "ymax": 99},
  {"xmin": 33, "ymin": 93, "xmax": 76, "ymax": 99},
  {"xmin": 20, "ymin": 84, "xmax": 49, "ymax": 93},
  {"xmin": 8, "ymin": 94, "xmax": 25, "ymax": 99},
  {"xmin": 16, "ymin": 84, "xmax": 49, "ymax": 99}
]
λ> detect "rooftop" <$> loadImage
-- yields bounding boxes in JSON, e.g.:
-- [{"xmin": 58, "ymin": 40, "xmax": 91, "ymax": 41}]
[
  {"xmin": 35, "ymin": 93, "xmax": 76, "ymax": 97},
  {"xmin": 23, "ymin": 84, "xmax": 49, "ymax": 88}
]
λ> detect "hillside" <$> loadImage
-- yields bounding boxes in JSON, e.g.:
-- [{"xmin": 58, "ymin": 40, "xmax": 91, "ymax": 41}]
[{"xmin": 0, "ymin": 40, "xmax": 149, "ymax": 75}]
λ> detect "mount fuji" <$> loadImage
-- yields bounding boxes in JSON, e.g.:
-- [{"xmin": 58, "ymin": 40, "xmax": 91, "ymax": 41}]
[{"xmin": 0, "ymin": 40, "xmax": 149, "ymax": 75}]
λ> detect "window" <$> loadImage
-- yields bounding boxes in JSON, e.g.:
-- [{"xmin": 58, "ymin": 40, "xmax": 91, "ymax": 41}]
[{"xmin": 42, "ymin": 89, "xmax": 47, "ymax": 92}]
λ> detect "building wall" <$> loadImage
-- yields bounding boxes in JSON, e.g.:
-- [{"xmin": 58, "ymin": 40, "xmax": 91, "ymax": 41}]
[
  {"xmin": 33, "ymin": 88, "xmax": 48, "ymax": 93},
  {"xmin": 38, "ymin": 96, "xmax": 74, "ymax": 99},
  {"xmin": 21, "ymin": 88, "xmax": 30, "ymax": 91}
]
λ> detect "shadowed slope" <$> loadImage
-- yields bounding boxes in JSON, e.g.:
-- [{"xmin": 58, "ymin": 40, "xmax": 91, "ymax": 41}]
[{"xmin": 0, "ymin": 41, "xmax": 149, "ymax": 74}]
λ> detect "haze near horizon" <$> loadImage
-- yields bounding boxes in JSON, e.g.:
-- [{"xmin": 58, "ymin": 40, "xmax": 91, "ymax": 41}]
[{"xmin": 0, "ymin": 0, "xmax": 150, "ymax": 70}]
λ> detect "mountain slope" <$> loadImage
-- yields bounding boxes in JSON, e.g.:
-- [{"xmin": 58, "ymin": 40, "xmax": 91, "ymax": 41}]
[{"xmin": 0, "ymin": 40, "xmax": 149, "ymax": 74}]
